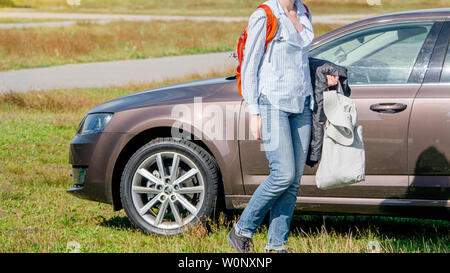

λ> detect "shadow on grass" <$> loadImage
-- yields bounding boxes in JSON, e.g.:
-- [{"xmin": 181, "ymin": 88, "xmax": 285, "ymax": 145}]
[
  {"xmin": 98, "ymin": 215, "xmax": 135, "ymax": 230},
  {"xmin": 98, "ymin": 211, "xmax": 449, "ymax": 241},
  {"xmin": 222, "ymin": 211, "xmax": 449, "ymax": 239},
  {"xmin": 287, "ymin": 214, "xmax": 449, "ymax": 238}
]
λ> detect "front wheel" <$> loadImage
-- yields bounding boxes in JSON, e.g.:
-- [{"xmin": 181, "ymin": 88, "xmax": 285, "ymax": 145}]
[{"xmin": 120, "ymin": 138, "xmax": 219, "ymax": 235}]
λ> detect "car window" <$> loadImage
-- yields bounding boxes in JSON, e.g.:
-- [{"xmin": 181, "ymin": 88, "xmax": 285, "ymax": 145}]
[
  {"xmin": 310, "ymin": 23, "xmax": 434, "ymax": 85},
  {"xmin": 440, "ymin": 43, "xmax": 450, "ymax": 83}
]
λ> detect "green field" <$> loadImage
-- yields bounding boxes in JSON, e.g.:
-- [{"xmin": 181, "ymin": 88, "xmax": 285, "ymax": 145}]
[
  {"xmin": 0, "ymin": 70, "xmax": 448, "ymax": 253},
  {"xmin": 1, "ymin": 0, "xmax": 449, "ymax": 16},
  {"xmin": 0, "ymin": 20, "xmax": 341, "ymax": 71}
]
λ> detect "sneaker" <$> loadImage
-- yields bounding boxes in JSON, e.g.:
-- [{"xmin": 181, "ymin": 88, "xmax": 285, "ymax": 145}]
[{"xmin": 227, "ymin": 226, "xmax": 253, "ymax": 253}]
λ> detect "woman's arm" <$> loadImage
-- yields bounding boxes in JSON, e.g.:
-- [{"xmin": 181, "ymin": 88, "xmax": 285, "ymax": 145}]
[{"xmin": 241, "ymin": 9, "xmax": 268, "ymax": 115}]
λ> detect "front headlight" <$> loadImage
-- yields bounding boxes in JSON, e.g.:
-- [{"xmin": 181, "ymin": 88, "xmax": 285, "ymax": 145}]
[{"xmin": 77, "ymin": 113, "xmax": 113, "ymax": 135}]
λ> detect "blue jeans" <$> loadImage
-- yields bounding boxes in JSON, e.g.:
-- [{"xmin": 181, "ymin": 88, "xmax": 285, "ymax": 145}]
[{"xmin": 235, "ymin": 93, "xmax": 312, "ymax": 251}]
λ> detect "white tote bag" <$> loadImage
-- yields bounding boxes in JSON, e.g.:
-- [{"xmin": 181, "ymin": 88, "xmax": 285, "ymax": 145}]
[{"xmin": 315, "ymin": 83, "xmax": 365, "ymax": 190}]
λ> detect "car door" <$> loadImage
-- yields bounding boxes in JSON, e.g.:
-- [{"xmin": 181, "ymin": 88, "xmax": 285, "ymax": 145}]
[
  {"xmin": 239, "ymin": 21, "xmax": 441, "ymax": 199},
  {"xmin": 407, "ymin": 21, "xmax": 450, "ymax": 203}
]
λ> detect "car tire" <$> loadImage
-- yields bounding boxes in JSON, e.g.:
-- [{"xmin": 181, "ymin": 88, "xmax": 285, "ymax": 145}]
[{"xmin": 120, "ymin": 137, "xmax": 219, "ymax": 235}]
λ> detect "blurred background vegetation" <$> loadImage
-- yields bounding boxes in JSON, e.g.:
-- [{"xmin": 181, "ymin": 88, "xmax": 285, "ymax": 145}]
[{"xmin": 1, "ymin": 0, "xmax": 449, "ymax": 16}]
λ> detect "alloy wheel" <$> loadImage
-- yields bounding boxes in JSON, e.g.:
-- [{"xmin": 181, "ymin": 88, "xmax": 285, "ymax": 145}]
[{"xmin": 130, "ymin": 151, "xmax": 205, "ymax": 230}]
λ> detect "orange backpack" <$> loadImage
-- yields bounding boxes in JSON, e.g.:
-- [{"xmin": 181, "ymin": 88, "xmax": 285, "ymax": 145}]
[{"xmin": 236, "ymin": 3, "xmax": 310, "ymax": 96}]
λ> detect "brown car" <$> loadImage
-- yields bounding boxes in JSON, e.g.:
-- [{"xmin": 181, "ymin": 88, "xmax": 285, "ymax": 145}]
[{"xmin": 68, "ymin": 9, "xmax": 450, "ymax": 235}]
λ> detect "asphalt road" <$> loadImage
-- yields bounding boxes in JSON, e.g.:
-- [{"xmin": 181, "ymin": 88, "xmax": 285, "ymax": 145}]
[{"xmin": 0, "ymin": 52, "xmax": 236, "ymax": 93}]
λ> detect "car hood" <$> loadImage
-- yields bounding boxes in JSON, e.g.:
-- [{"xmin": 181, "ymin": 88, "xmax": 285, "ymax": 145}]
[{"xmin": 88, "ymin": 76, "xmax": 236, "ymax": 114}]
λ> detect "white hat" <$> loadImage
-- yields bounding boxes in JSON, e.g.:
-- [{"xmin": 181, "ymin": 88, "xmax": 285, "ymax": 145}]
[{"xmin": 323, "ymin": 83, "xmax": 358, "ymax": 146}]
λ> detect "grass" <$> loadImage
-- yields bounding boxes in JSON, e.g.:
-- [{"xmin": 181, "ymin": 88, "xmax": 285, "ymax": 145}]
[
  {"xmin": 1, "ymin": 0, "xmax": 449, "ymax": 16},
  {"xmin": 0, "ymin": 20, "xmax": 342, "ymax": 71},
  {"xmin": 0, "ymin": 68, "xmax": 448, "ymax": 253}
]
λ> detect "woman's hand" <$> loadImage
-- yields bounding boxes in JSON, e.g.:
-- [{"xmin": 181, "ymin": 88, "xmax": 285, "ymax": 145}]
[
  {"xmin": 250, "ymin": 114, "xmax": 262, "ymax": 140},
  {"xmin": 326, "ymin": 75, "xmax": 339, "ymax": 87}
]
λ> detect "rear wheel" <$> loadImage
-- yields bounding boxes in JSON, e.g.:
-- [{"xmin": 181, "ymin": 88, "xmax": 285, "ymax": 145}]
[{"xmin": 120, "ymin": 138, "xmax": 219, "ymax": 235}]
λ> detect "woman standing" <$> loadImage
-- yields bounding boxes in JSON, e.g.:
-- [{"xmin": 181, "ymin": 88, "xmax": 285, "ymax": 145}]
[{"xmin": 228, "ymin": 0, "xmax": 338, "ymax": 253}]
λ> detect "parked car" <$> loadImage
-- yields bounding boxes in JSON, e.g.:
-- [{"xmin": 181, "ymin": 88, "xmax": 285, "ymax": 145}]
[{"xmin": 68, "ymin": 9, "xmax": 450, "ymax": 235}]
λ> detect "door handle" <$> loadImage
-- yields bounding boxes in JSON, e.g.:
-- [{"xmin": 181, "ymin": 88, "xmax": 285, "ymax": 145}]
[{"xmin": 370, "ymin": 103, "xmax": 407, "ymax": 113}]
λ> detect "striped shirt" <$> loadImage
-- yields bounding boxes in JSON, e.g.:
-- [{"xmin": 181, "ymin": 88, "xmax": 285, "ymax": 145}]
[{"xmin": 241, "ymin": 0, "xmax": 315, "ymax": 115}]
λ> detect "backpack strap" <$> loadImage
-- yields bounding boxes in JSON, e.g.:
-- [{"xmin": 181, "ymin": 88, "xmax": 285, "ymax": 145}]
[
  {"xmin": 235, "ymin": 4, "xmax": 278, "ymax": 96},
  {"xmin": 302, "ymin": 3, "xmax": 311, "ymax": 20},
  {"xmin": 257, "ymin": 4, "xmax": 278, "ymax": 51}
]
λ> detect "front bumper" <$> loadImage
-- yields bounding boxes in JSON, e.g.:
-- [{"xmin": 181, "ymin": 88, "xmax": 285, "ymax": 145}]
[{"xmin": 67, "ymin": 132, "xmax": 131, "ymax": 204}]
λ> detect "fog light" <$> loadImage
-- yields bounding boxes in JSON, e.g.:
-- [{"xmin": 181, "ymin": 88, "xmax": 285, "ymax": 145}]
[{"xmin": 71, "ymin": 167, "xmax": 87, "ymax": 187}]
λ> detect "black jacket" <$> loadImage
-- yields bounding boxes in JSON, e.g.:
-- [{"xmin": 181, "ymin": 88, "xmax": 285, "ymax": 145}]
[{"xmin": 306, "ymin": 57, "xmax": 351, "ymax": 167}]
